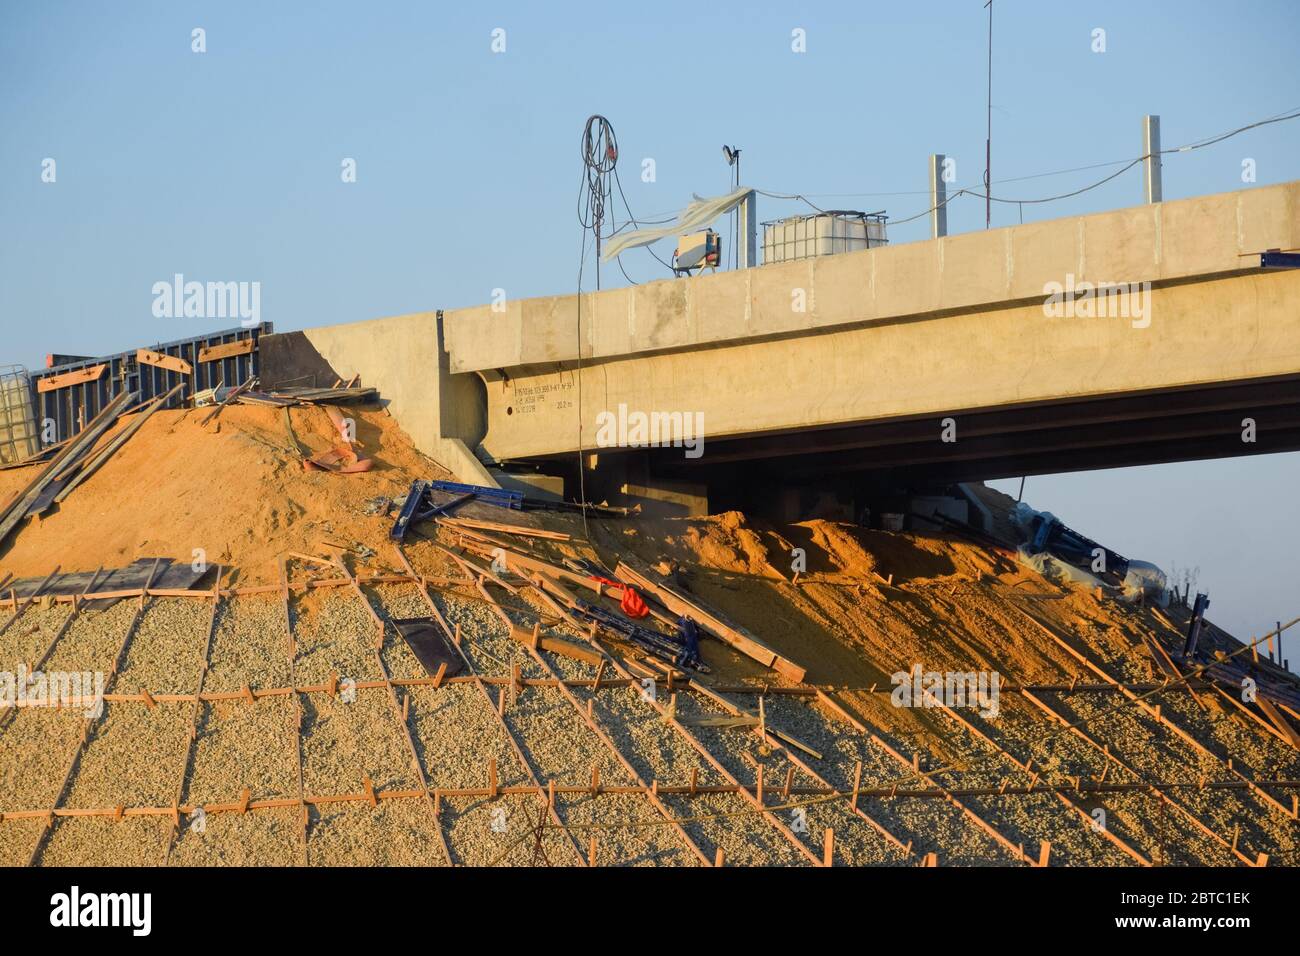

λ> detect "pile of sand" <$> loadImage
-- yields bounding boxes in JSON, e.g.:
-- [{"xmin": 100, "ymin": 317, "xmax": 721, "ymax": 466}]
[
  {"xmin": 0, "ymin": 403, "xmax": 448, "ymax": 584},
  {"xmin": 0, "ymin": 401, "xmax": 1256, "ymax": 704},
  {"xmin": 597, "ymin": 506, "xmax": 1145, "ymax": 686}
]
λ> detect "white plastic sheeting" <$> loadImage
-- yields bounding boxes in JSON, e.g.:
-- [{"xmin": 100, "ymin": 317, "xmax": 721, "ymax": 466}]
[
  {"xmin": 1009, "ymin": 501, "xmax": 1054, "ymax": 538},
  {"xmin": 1008, "ymin": 500, "xmax": 1168, "ymax": 605},
  {"xmin": 1015, "ymin": 548, "xmax": 1105, "ymax": 589},
  {"xmin": 601, "ymin": 186, "xmax": 753, "ymax": 260},
  {"xmin": 1122, "ymin": 560, "xmax": 1169, "ymax": 606}
]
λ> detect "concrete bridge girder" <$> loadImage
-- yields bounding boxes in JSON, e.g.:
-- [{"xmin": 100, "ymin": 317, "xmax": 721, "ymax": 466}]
[{"xmin": 477, "ymin": 269, "xmax": 1300, "ymax": 472}]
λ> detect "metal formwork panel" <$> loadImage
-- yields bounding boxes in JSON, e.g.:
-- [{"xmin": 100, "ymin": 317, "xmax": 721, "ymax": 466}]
[{"xmin": 29, "ymin": 323, "xmax": 272, "ymax": 444}]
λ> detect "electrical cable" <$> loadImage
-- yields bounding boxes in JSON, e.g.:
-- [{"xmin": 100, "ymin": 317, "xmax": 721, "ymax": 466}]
[
  {"xmin": 574, "ymin": 219, "xmax": 591, "ymax": 540},
  {"xmin": 754, "ymin": 189, "xmax": 828, "ymax": 214},
  {"xmin": 573, "ymin": 115, "xmax": 624, "ymax": 539},
  {"xmin": 758, "ymin": 106, "xmax": 1300, "ymax": 228},
  {"xmin": 756, "ymin": 157, "xmax": 1138, "ymax": 200},
  {"xmin": 1171, "ymin": 105, "xmax": 1300, "ymax": 151},
  {"xmin": 612, "ymin": 164, "xmax": 676, "ymax": 273}
]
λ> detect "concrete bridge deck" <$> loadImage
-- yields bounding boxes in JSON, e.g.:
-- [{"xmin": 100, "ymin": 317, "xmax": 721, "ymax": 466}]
[{"xmin": 263, "ymin": 180, "xmax": 1300, "ymax": 507}]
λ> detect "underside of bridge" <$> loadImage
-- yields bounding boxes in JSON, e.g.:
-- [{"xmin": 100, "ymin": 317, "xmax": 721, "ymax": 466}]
[{"xmin": 500, "ymin": 371, "xmax": 1300, "ymax": 520}]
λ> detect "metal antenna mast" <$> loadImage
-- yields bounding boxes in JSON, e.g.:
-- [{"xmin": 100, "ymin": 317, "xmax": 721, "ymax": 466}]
[{"xmin": 984, "ymin": 0, "xmax": 993, "ymax": 230}]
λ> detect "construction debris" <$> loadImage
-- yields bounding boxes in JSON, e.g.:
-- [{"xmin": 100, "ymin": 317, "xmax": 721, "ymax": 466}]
[
  {"xmin": 191, "ymin": 382, "xmax": 227, "ymax": 407},
  {"xmin": 3, "ymin": 557, "xmax": 212, "ymax": 608},
  {"xmin": 441, "ymin": 516, "xmax": 572, "ymax": 542},
  {"xmin": 362, "ymin": 496, "xmax": 391, "ymax": 516},
  {"xmin": 197, "ymin": 382, "xmax": 377, "ymax": 411},
  {"xmin": 428, "ymin": 479, "xmax": 632, "ymax": 517},
  {"xmin": 199, "ymin": 376, "xmax": 255, "ymax": 425},
  {"xmin": 391, "ymin": 618, "xmax": 464, "ymax": 678},
  {"xmin": 0, "ymin": 442, "xmax": 64, "ymax": 472},
  {"xmin": 303, "ymin": 444, "xmax": 373, "ymax": 474},
  {"xmin": 390, "ymin": 482, "xmax": 474, "ymax": 541},
  {"xmin": 439, "ymin": 525, "xmax": 712, "ymax": 673},
  {"xmin": 244, "ymin": 385, "xmax": 378, "ymax": 406},
  {"xmin": 0, "ymin": 389, "xmax": 137, "ymax": 547},
  {"xmin": 616, "ymin": 560, "xmax": 807, "ymax": 682},
  {"xmin": 573, "ymin": 599, "xmax": 706, "ymax": 671}
]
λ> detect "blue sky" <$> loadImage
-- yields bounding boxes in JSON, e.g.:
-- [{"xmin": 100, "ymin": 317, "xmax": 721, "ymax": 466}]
[{"xmin": 1, "ymin": 1, "xmax": 1297, "ymax": 647}]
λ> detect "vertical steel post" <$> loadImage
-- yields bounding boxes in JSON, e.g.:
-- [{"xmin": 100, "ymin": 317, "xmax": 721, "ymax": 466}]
[
  {"xmin": 1143, "ymin": 114, "xmax": 1163, "ymax": 204},
  {"xmin": 737, "ymin": 190, "xmax": 757, "ymax": 268},
  {"xmin": 929, "ymin": 154, "xmax": 948, "ymax": 239}
]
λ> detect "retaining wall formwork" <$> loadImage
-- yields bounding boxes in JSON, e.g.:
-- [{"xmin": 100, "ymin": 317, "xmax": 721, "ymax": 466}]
[{"xmin": 28, "ymin": 323, "xmax": 271, "ymax": 444}]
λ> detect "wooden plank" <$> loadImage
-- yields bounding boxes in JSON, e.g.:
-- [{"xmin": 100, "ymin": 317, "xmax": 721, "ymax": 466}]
[
  {"xmin": 1207, "ymin": 683, "xmax": 1296, "ymax": 746},
  {"xmin": 617, "ymin": 560, "xmax": 807, "ymax": 682},
  {"xmin": 1256, "ymin": 696, "xmax": 1300, "ymax": 750},
  {"xmin": 440, "ymin": 528, "xmax": 596, "ymax": 591},
  {"xmin": 440, "ymin": 516, "xmax": 571, "ymax": 541},
  {"xmin": 1012, "ymin": 602, "xmax": 1296, "ymax": 819},
  {"xmin": 392, "ymin": 545, "xmax": 587, "ymax": 865},
  {"xmin": 199, "ymin": 375, "xmax": 255, "ymax": 426},
  {"xmin": 282, "ymin": 406, "xmax": 306, "ymax": 458},
  {"xmin": 677, "ymin": 714, "xmax": 759, "ymax": 729},
  {"xmin": 36, "ymin": 364, "xmax": 106, "ymax": 393},
  {"xmin": 508, "ymin": 625, "xmax": 603, "ymax": 666},
  {"xmin": 55, "ymin": 383, "xmax": 184, "ymax": 504},
  {"xmin": 1019, "ymin": 689, "xmax": 1264, "ymax": 866},
  {"xmin": 0, "ymin": 390, "xmax": 136, "ymax": 545},
  {"xmin": 689, "ymin": 682, "xmax": 823, "ymax": 758},
  {"xmin": 136, "ymin": 348, "xmax": 192, "ymax": 375},
  {"xmin": 0, "ymin": 441, "xmax": 66, "ymax": 471},
  {"xmin": 1139, "ymin": 631, "xmax": 1216, "ymax": 712},
  {"xmin": 465, "ymin": 574, "xmax": 713, "ymax": 866},
  {"xmin": 197, "ymin": 338, "xmax": 254, "ymax": 363},
  {"xmin": 1141, "ymin": 632, "xmax": 1183, "ymax": 681}
]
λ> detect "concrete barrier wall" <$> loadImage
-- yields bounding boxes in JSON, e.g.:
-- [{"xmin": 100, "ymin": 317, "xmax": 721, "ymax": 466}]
[
  {"xmin": 444, "ymin": 180, "xmax": 1299, "ymax": 374},
  {"xmin": 262, "ymin": 311, "xmax": 493, "ymax": 484}
]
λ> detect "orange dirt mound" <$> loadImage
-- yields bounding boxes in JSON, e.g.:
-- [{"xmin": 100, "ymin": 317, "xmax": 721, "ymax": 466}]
[{"xmin": 0, "ymin": 403, "xmax": 448, "ymax": 584}]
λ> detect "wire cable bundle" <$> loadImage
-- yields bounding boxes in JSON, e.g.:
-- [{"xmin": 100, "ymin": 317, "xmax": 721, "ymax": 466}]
[
  {"xmin": 572, "ymin": 116, "xmax": 676, "ymax": 530},
  {"xmin": 578, "ymin": 114, "xmax": 619, "ymax": 285}
]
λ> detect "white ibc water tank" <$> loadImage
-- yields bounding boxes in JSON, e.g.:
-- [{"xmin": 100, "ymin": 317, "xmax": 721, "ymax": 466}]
[
  {"xmin": 762, "ymin": 211, "xmax": 887, "ymax": 264},
  {"xmin": 0, "ymin": 366, "xmax": 40, "ymax": 464}
]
